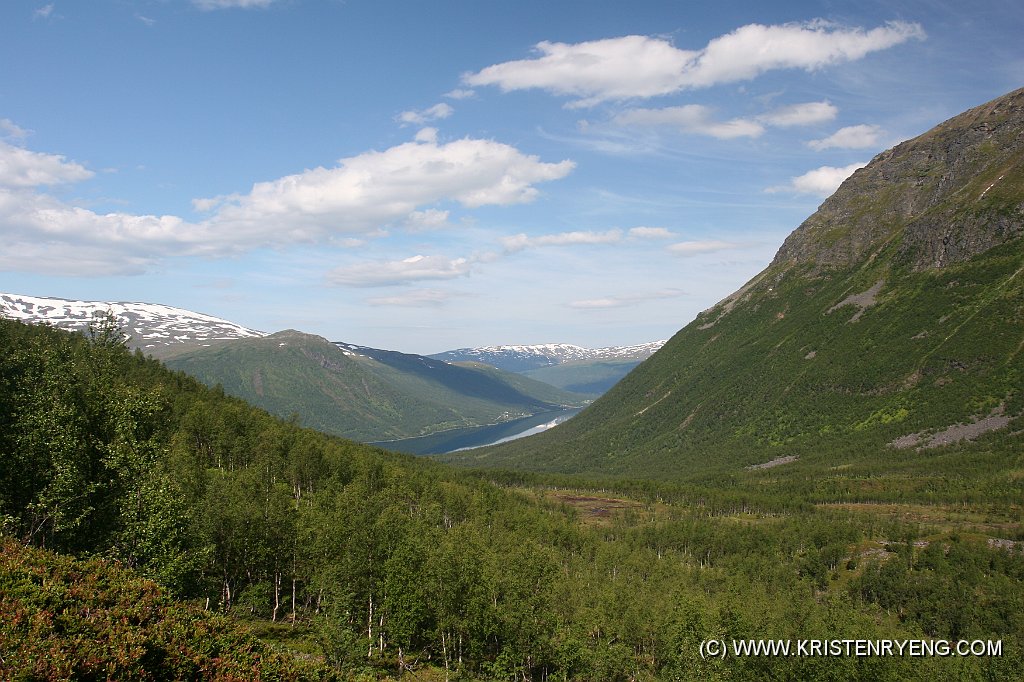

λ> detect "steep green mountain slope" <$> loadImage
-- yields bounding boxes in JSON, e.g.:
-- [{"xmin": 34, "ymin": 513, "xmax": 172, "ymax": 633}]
[
  {"xmin": 521, "ymin": 358, "xmax": 644, "ymax": 396},
  {"xmin": 445, "ymin": 88, "xmax": 1024, "ymax": 488},
  {"xmin": 165, "ymin": 330, "xmax": 585, "ymax": 441}
]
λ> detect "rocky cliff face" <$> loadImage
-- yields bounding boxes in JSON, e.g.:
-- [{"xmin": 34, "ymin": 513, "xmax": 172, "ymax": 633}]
[{"xmin": 772, "ymin": 87, "xmax": 1024, "ymax": 272}]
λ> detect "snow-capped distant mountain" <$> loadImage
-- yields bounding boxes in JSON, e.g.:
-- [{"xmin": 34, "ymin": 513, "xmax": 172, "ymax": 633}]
[
  {"xmin": 0, "ymin": 292, "xmax": 264, "ymax": 356},
  {"xmin": 429, "ymin": 341, "xmax": 667, "ymax": 373}
]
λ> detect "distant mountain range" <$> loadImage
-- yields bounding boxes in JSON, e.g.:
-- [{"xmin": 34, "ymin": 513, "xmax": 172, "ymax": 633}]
[
  {"xmin": 0, "ymin": 293, "xmax": 263, "ymax": 358},
  {"xmin": 430, "ymin": 341, "xmax": 665, "ymax": 372},
  {"xmin": 430, "ymin": 341, "xmax": 665, "ymax": 395}
]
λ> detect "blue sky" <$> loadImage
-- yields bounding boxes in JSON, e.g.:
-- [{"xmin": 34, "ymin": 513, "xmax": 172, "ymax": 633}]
[{"xmin": 1, "ymin": 0, "xmax": 1021, "ymax": 353}]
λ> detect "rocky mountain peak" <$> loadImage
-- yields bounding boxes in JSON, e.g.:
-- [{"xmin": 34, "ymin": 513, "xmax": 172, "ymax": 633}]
[{"xmin": 771, "ymin": 87, "xmax": 1024, "ymax": 273}]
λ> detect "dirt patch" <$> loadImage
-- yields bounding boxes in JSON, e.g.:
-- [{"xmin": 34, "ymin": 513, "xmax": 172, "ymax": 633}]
[
  {"xmin": 679, "ymin": 406, "xmax": 699, "ymax": 430},
  {"xmin": 889, "ymin": 404, "xmax": 1012, "ymax": 449},
  {"xmin": 552, "ymin": 494, "xmax": 642, "ymax": 522},
  {"xmin": 746, "ymin": 455, "xmax": 798, "ymax": 470},
  {"xmin": 827, "ymin": 279, "xmax": 884, "ymax": 322}
]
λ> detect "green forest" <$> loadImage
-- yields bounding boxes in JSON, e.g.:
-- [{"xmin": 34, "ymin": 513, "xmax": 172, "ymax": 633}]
[{"xmin": 1, "ymin": 316, "xmax": 1021, "ymax": 680}]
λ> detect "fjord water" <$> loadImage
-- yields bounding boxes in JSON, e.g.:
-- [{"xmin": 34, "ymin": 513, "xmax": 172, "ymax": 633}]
[{"xmin": 370, "ymin": 406, "xmax": 582, "ymax": 455}]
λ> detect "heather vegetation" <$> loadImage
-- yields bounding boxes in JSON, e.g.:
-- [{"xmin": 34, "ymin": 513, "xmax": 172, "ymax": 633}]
[{"xmin": 1, "ymin": 317, "xmax": 1022, "ymax": 680}]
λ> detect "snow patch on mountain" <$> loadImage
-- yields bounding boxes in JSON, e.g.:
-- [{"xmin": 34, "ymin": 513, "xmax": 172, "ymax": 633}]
[
  {"xmin": 1, "ymin": 292, "xmax": 264, "ymax": 352},
  {"xmin": 430, "ymin": 341, "xmax": 667, "ymax": 372}
]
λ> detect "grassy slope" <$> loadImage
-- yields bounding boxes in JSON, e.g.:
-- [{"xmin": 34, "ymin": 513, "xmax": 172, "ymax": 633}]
[{"xmin": 520, "ymin": 358, "xmax": 643, "ymax": 396}]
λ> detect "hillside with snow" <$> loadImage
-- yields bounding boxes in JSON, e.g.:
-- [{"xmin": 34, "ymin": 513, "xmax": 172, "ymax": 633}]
[{"xmin": 0, "ymin": 293, "xmax": 264, "ymax": 357}]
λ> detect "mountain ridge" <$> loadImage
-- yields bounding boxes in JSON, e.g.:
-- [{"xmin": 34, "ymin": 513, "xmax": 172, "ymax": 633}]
[
  {"xmin": 430, "ymin": 340, "xmax": 666, "ymax": 372},
  {"xmin": 773, "ymin": 86, "xmax": 1024, "ymax": 273}
]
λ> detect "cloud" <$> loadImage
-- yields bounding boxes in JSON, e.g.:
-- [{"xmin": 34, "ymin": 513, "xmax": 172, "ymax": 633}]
[
  {"xmin": 405, "ymin": 208, "xmax": 450, "ymax": 231},
  {"xmin": 0, "ymin": 188, "xmax": 191, "ymax": 275},
  {"xmin": 0, "ymin": 141, "xmax": 94, "ymax": 187},
  {"xmin": 684, "ymin": 20, "xmax": 925, "ymax": 88},
  {"xmin": 367, "ymin": 289, "xmax": 457, "ymax": 307},
  {"xmin": 464, "ymin": 21, "xmax": 924, "ymax": 107},
  {"xmin": 766, "ymin": 162, "xmax": 867, "ymax": 196},
  {"xmin": 0, "ymin": 238, "xmax": 156, "ymax": 276},
  {"xmin": 0, "ymin": 119, "xmax": 31, "ymax": 140},
  {"xmin": 193, "ymin": 0, "xmax": 276, "ymax": 9},
  {"xmin": 465, "ymin": 35, "xmax": 698, "ymax": 108},
  {"xmin": 502, "ymin": 229, "xmax": 622, "ymax": 252},
  {"xmin": 808, "ymin": 124, "xmax": 882, "ymax": 150},
  {"xmin": 667, "ymin": 240, "xmax": 740, "ymax": 256},
  {"xmin": 445, "ymin": 89, "xmax": 476, "ymax": 100},
  {"xmin": 33, "ymin": 4, "xmax": 56, "ymax": 20},
  {"xmin": 0, "ymin": 133, "xmax": 573, "ymax": 276},
  {"xmin": 198, "ymin": 136, "xmax": 575, "ymax": 239},
  {"xmin": 397, "ymin": 103, "xmax": 454, "ymax": 126},
  {"xmin": 136, "ymin": 14, "xmax": 157, "ymax": 26},
  {"xmin": 414, "ymin": 127, "xmax": 438, "ymax": 143},
  {"xmin": 569, "ymin": 288, "xmax": 685, "ymax": 309},
  {"xmin": 611, "ymin": 100, "xmax": 837, "ymax": 140},
  {"xmin": 327, "ymin": 255, "xmax": 471, "ymax": 287},
  {"xmin": 615, "ymin": 105, "xmax": 765, "ymax": 139},
  {"xmin": 628, "ymin": 226, "xmax": 674, "ymax": 239},
  {"xmin": 757, "ymin": 101, "xmax": 837, "ymax": 127}
]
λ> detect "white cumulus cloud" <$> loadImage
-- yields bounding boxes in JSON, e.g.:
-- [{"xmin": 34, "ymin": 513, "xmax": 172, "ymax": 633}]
[
  {"xmin": 0, "ymin": 132, "xmax": 574, "ymax": 276},
  {"xmin": 766, "ymin": 162, "xmax": 867, "ymax": 196},
  {"xmin": 464, "ymin": 21, "xmax": 924, "ymax": 107},
  {"xmin": 196, "ymin": 135, "xmax": 574, "ymax": 240},
  {"xmin": 0, "ymin": 187, "xmax": 201, "ymax": 275},
  {"xmin": 465, "ymin": 35, "xmax": 698, "ymax": 108},
  {"xmin": 808, "ymin": 124, "xmax": 883, "ymax": 150},
  {"xmin": 684, "ymin": 20, "xmax": 924, "ymax": 88},
  {"xmin": 0, "ymin": 141, "xmax": 94, "ymax": 187}
]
